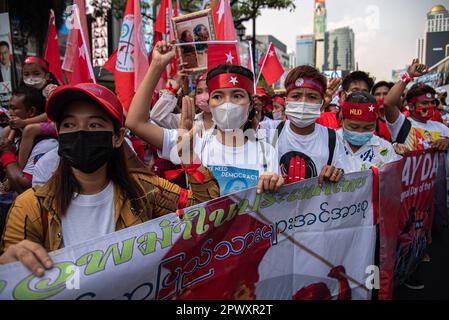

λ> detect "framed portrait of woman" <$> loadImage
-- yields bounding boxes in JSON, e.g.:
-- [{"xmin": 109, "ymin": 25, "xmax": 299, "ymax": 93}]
[{"xmin": 172, "ymin": 9, "xmax": 216, "ymax": 73}]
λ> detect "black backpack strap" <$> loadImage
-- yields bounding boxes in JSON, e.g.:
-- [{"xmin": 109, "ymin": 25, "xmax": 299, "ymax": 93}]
[
  {"xmin": 327, "ymin": 128, "xmax": 336, "ymax": 166},
  {"xmin": 271, "ymin": 121, "xmax": 286, "ymax": 148},
  {"xmin": 394, "ymin": 117, "xmax": 412, "ymax": 144}
]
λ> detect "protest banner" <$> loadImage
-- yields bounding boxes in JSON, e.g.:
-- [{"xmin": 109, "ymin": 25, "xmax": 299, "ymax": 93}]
[
  {"xmin": 0, "ymin": 171, "xmax": 376, "ymax": 300},
  {"xmin": 378, "ymin": 150, "xmax": 440, "ymax": 299}
]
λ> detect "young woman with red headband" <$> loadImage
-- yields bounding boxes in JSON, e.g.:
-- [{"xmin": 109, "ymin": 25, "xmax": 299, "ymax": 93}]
[
  {"xmin": 339, "ymin": 91, "xmax": 402, "ymax": 172},
  {"xmin": 126, "ymin": 41, "xmax": 283, "ymax": 196},
  {"xmin": 263, "ymin": 65, "xmax": 348, "ymax": 187},
  {"xmin": 384, "ymin": 59, "xmax": 449, "ymax": 151}
]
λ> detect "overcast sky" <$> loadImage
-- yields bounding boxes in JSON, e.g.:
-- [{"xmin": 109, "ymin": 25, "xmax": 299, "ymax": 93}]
[{"xmin": 243, "ymin": 0, "xmax": 447, "ymax": 81}]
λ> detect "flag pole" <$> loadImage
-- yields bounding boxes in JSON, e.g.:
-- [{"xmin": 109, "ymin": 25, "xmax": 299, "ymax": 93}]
[
  {"xmin": 74, "ymin": 4, "xmax": 96, "ymax": 83},
  {"xmin": 174, "ymin": 40, "xmax": 239, "ymax": 46},
  {"xmin": 248, "ymin": 41, "xmax": 256, "ymax": 94},
  {"xmin": 256, "ymin": 42, "xmax": 271, "ymax": 87}
]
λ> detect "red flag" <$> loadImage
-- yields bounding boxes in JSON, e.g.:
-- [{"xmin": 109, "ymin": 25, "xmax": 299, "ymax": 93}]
[
  {"xmin": 207, "ymin": 43, "xmax": 240, "ymax": 71},
  {"xmin": 102, "ymin": 49, "xmax": 117, "ymax": 74},
  {"xmin": 44, "ymin": 10, "xmax": 64, "ymax": 84},
  {"xmin": 153, "ymin": 0, "xmax": 174, "ymax": 88},
  {"xmin": 62, "ymin": 1, "xmax": 90, "ymax": 81},
  {"xmin": 258, "ymin": 43, "xmax": 284, "ymax": 86},
  {"xmin": 69, "ymin": 29, "xmax": 95, "ymax": 84},
  {"xmin": 154, "ymin": 0, "xmax": 174, "ymax": 40},
  {"xmin": 111, "ymin": 0, "xmax": 150, "ymax": 112},
  {"xmin": 212, "ymin": 0, "xmax": 237, "ymax": 41},
  {"xmin": 174, "ymin": 0, "xmax": 180, "ymax": 17}
]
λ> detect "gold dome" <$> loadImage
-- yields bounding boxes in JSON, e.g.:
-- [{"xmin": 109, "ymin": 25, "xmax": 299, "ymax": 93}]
[{"xmin": 430, "ymin": 5, "xmax": 446, "ymax": 13}]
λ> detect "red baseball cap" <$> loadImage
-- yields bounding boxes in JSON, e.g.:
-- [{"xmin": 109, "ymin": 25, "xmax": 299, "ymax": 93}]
[{"xmin": 46, "ymin": 83, "xmax": 124, "ymax": 126}]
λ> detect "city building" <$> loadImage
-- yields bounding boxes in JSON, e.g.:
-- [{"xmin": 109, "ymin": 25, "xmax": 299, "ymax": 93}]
[
  {"xmin": 288, "ymin": 51, "xmax": 296, "ymax": 68},
  {"xmin": 313, "ymin": 0, "xmax": 327, "ymax": 34},
  {"xmin": 295, "ymin": 34, "xmax": 315, "ymax": 66},
  {"xmin": 417, "ymin": 38, "xmax": 425, "ymax": 63},
  {"xmin": 323, "ymin": 27, "xmax": 355, "ymax": 73},
  {"xmin": 425, "ymin": 5, "xmax": 449, "ymax": 67},
  {"xmin": 315, "ymin": 33, "xmax": 325, "ymax": 71}
]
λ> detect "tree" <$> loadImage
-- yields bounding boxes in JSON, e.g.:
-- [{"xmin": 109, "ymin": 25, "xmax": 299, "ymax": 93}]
[{"xmin": 8, "ymin": 0, "xmax": 67, "ymax": 55}]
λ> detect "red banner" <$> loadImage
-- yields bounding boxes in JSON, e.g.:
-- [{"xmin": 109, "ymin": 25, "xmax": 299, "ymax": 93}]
[{"xmin": 378, "ymin": 150, "xmax": 439, "ymax": 299}]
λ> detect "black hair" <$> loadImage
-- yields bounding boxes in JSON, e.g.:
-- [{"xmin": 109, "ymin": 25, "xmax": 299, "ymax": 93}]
[
  {"xmin": 180, "ymin": 30, "xmax": 191, "ymax": 42},
  {"xmin": 406, "ymin": 83, "xmax": 436, "ymax": 104},
  {"xmin": 11, "ymin": 85, "xmax": 46, "ymax": 114},
  {"xmin": 0, "ymin": 41, "xmax": 9, "ymax": 49},
  {"xmin": 342, "ymin": 71, "xmax": 375, "ymax": 92},
  {"xmin": 345, "ymin": 91, "xmax": 377, "ymax": 105},
  {"xmin": 372, "ymin": 81, "xmax": 394, "ymax": 95},
  {"xmin": 194, "ymin": 24, "xmax": 207, "ymax": 36}
]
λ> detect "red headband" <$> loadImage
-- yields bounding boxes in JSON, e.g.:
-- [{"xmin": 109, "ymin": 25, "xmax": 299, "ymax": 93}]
[
  {"xmin": 286, "ymin": 77, "xmax": 325, "ymax": 98},
  {"xmin": 342, "ymin": 101, "xmax": 379, "ymax": 122},
  {"xmin": 207, "ymin": 73, "xmax": 254, "ymax": 94},
  {"xmin": 409, "ymin": 93, "xmax": 438, "ymax": 105},
  {"xmin": 23, "ymin": 56, "xmax": 49, "ymax": 73}
]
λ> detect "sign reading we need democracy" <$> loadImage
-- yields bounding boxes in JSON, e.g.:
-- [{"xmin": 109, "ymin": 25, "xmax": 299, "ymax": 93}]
[{"xmin": 0, "ymin": 171, "xmax": 377, "ymax": 300}]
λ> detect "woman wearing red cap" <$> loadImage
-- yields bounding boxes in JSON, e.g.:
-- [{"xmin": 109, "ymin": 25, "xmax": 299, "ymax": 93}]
[
  {"xmin": 0, "ymin": 82, "xmax": 220, "ymax": 276},
  {"xmin": 127, "ymin": 41, "xmax": 283, "ymax": 196},
  {"xmin": 339, "ymin": 91, "xmax": 402, "ymax": 172}
]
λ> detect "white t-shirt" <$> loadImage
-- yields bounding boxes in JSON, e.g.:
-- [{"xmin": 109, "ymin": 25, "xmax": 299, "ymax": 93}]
[
  {"xmin": 264, "ymin": 121, "xmax": 349, "ymax": 179},
  {"xmin": 387, "ymin": 113, "xmax": 449, "ymax": 150},
  {"xmin": 61, "ymin": 181, "xmax": 114, "ymax": 247},
  {"xmin": 150, "ymin": 92, "xmax": 214, "ymax": 133},
  {"xmin": 161, "ymin": 128, "xmax": 279, "ymax": 196},
  {"xmin": 337, "ymin": 129, "xmax": 402, "ymax": 172},
  {"xmin": 23, "ymin": 138, "xmax": 58, "ymax": 176},
  {"xmin": 32, "ymin": 148, "xmax": 59, "ymax": 187}
]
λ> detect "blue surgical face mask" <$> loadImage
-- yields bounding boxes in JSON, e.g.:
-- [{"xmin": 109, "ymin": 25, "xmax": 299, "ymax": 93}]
[{"xmin": 343, "ymin": 128, "xmax": 374, "ymax": 146}]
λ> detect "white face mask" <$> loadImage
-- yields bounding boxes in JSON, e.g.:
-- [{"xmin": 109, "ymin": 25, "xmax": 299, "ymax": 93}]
[
  {"xmin": 285, "ymin": 101, "xmax": 322, "ymax": 128},
  {"xmin": 210, "ymin": 102, "xmax": 249, "ymax": 131},
  {"xmin": 272, "ymin": 111, "xmax": 284, "ymax": 120},
  {"xmin": 23, "ymin": 77, "xmax": 47, "ymax": 89}
]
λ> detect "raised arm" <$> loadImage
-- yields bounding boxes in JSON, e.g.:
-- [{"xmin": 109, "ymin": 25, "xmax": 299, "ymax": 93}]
[
  {"xmin": 125, "ymin": 41, "xmax": 176, "ymax": 150},
  {"xmin": 384, "ymin": 59, "xmax": 429, "ymax": 123}
]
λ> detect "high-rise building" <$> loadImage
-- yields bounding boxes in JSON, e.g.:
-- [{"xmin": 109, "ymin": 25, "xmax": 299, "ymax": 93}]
[
  {"xmin": 417, "ymin": 38, "xmax": 425, "ymax": 63},
  {"xmin": 315, "ymin": 33, "xmax": 325, "ymax": 71},
  {"xmin": 425, "ymin": 5, "xmax": 449, "ymax": 67},
  {"xmin": 313, "ymin": 0, "xmax": 327, "ymax": 34},
  {"xmin": 288, "ymin": 51, "xmax": 296, "ymax": 68},
  {"xmin": 323, "ymin": 27, "xmax": 355, "ymax": 73},
  {"xmin": 295, "ymin": 35, "xmax": 315, "ymax": 66},
  {"xmin": 426, "ymin": 4, "xmax": 449, "ymax": 32}
]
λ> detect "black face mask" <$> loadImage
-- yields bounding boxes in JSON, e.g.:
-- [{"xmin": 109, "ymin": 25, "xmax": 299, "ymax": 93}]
[{"xmin": 58, "ymin": 131, "xmax": 115, "ymax": 174}]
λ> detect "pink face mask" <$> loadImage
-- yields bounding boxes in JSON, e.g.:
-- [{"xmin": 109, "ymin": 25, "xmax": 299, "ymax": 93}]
[{"xmin": 195, "ymin": 92, "xmax": 210, "ymax": 112}]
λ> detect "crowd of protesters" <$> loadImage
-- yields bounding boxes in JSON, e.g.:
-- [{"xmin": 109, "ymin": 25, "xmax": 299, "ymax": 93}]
[{"xmin": 0, "ymin": 40, "xmax": 447, "ymax": 292}]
